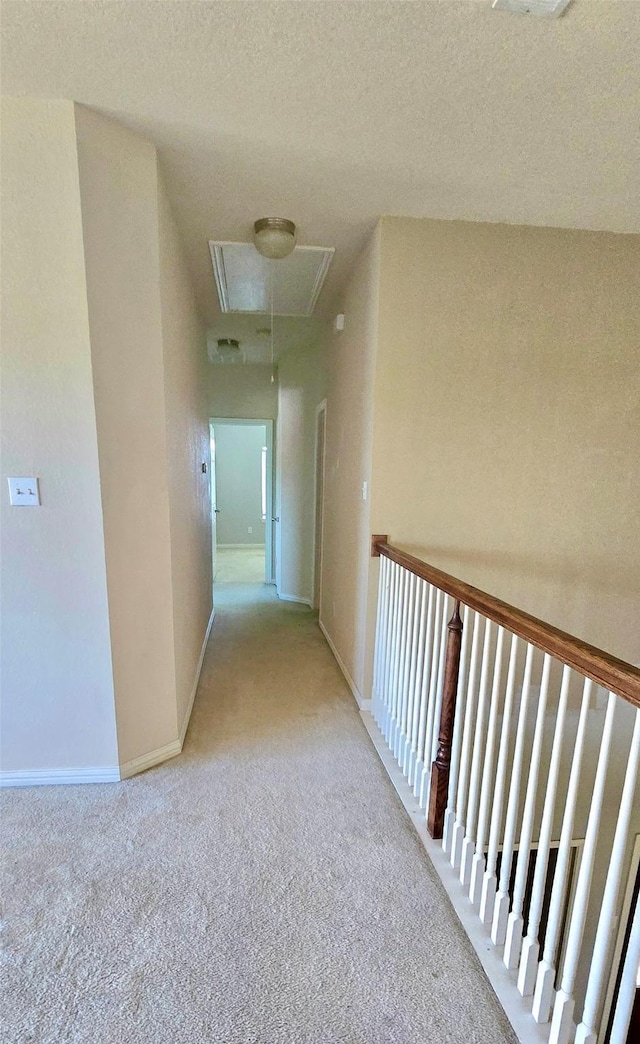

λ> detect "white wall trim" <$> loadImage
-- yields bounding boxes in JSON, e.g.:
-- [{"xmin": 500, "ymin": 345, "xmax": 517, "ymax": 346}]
[
  {"xmin": 0, "ymin": 766, "xmax": 121, "ymax": 788},
  {"xmin": 279, "ymin": 593, "xmax": 313, "ymax": 607},
  {"xmin": 2, "ymin": 607, "xmax": 217, "ymax": 789},
  {"xmin": 179, "ymin": 606, "xmax": 215, "ymax": 745},
  {"xmin": 319, "ymin": 619, "xmax": 365, "ymax": 707},
  {"xmin": 119, "ymin": 739, "xmax": 182, "ymax": 780},
  {"xmin": 359, "ymin": 710, "xmax": 549, "ymax": 1044}
]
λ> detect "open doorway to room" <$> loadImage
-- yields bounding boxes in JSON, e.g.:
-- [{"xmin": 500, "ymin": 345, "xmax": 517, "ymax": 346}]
[
  {"xmin": 312, "ymin": 400, "xmax": 327, "ymax": 611},
  {"xmin": 210, "ymin": 419, "xmax": 274, "ymax": 587}
]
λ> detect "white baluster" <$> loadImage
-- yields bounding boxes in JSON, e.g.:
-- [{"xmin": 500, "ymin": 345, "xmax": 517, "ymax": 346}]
[
  {"xmin": 404, "ymin": 580, "xmax": 429, "ymax": 779},
  {"xmin": 504, "ymin": 653, "xmax": 552, "ymax": 970},
  {"xmin": 518, "ymin": 664, "xmax": 572, "ymax": 996},
  {"xmin": 451, "ymin": 611, "xmax": 481, "ymax": 870},
  {"xmin": 407, "ymin": 583, "xmax": 433, "ymax": 785},
  {"xmin": 414, "ymin": 588, "xmax": 443, "ymax": 799},
  {"xmin": 460, "ymin": 618, "xmax": 493, "ymax": 887},
  {"xmin": 443, "ymin": 608, "xmax": 471, "ymax": 855},
  {"xmin": 479, "ymin": 633, "xmax": 519, "ymax": 924},
  {"xmin": 532, "ymin": 677, "xmax": 592, "ymax": 1024},
  {"xmin": 574, "ymin": 706, "xmax": 640, "ymax": 1044},
  {"xmin": 400, "ymin": 576, "xmax": 422, "ymax": 775},
  {"xmin": 395, "ymin": 573, "xmax": 416, "ymax": 763},
  {"xmin": 470, "ymin": 626, "xmax": 505, "ymax": 905},
  {"xmin": 386, "ymin": 564, "xmax": 405, "ymax": 745},
  {"xmin": 372, "ymin": 555, "xmax": 387, "ymax": 723},
  {"xmin": 380, "ymin": 560, "xmax": 398, "ymax": 735},
  {"xmin": 390, "ymin": 568, "xmax": 410, "ymax": 753},
  {"xmin": 419, "ymin": 593, "xmax": 449, "ymax": 810},
  {"xmin": 392, "ymin": 567, "xmax": 411, "ymax": 764},
  {"xmin": 492, "ymin": 643, "xmax": 535, "ymax": 946},
  {"xmin": 379, "ymin": 556, "xmax": 392, "ymax": 724},
  {"xmin": 549, "ymin": 691, "xmax": 617, "ymax": 1044},
  {"xmin": 608, "ymin": 889, "xmax": 640, "ymax": 1044}
]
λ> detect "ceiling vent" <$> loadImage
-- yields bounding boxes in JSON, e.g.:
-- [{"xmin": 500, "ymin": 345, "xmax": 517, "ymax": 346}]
[
  {"xmin": 209, "ymin": 241, "xmax": 334, "ymax": 316},
  {"xmin": 492, "ymin": 0, "xmax": 572, "ymax": 15},
  {"xmin": 206, "ymin": 335, "xmax": 245, "ymax": 365}
]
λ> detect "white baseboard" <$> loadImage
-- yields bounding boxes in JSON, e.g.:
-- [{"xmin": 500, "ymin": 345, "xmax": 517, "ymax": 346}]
[
  {"xmin": 119, "ymin": 740, "xmax": 182, "ymax": 780},
  {"xmin": 122, "ymin": 604, "xmax": 216, "ymax": 777},
  {"xmin": 278, "ymin": 592, "xmax": 313, "ymax": 607},
  {"xmin": 0, "ymin": 766, "xmax": 121, "ymax": 788},
  {"xmin": 179, "ymin": 606, "xmax": 215, "ymax": 745},
  {"xmin": 2, "ymin": 608, "xmax": 217, "ymax": 790},
  {"xmin": 318, "ymin": 619, "xmax": 364, "ymax": 706},
  {"xmin": 359, "ymin": 710, "xmax": 548, "ymax": 1044}
]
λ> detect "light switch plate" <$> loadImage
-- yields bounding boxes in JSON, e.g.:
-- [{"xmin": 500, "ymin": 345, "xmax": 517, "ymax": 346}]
[{"xmin": 8, "ymin": 477, "xmax": 40, "ymax": 506}]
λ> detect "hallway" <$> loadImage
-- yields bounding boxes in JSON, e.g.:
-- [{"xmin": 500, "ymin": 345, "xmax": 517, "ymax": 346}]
[
  {"xmin": 214, "ymin": 547, "xmax": 266, "ymax": 584},
  {"xmin": 2, "ymin": 587, "xmax": 516, "ymax": 1044}
]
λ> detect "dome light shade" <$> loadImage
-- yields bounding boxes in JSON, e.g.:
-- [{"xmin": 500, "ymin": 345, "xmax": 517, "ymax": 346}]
[{"xmin": 253, "ymin": 217, "xmax": 297, "ymax": 259}]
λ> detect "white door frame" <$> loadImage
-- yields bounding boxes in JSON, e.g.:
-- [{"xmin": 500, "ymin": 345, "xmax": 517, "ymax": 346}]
[
  {"xmin": 209, "ymin": 418, "xmax": 275, "ymax": 584},
  {"xmin": 210, "ymin": 427, "xmax": 218, "ymax": 584},
  {"xmin": 311, "ymin": 400, "xmax": 327, "ymax": 611}
]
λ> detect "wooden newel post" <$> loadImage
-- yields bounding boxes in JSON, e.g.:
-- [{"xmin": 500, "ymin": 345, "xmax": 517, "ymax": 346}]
[{"xmin": 427, "ymin": 600, "xmax": 463, "ymax": 839}]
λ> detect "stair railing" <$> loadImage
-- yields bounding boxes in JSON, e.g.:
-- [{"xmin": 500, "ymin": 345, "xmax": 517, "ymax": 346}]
[{"xmin": 370, "ymin": 536, "xmax": 640, "ymax": 1044}]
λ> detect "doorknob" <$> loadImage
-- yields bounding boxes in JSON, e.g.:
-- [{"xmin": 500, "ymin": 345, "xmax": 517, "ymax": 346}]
[
  {"xmin": 214, "ymin": 509, "xmax": 220, "ymax": 513},
  {"xmin": 272, "ymin": 516, "xmax": 279, "ymax": 522}
]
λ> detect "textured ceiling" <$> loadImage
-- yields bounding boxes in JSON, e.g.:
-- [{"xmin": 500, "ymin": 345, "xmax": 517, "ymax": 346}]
[
  {"xmin": 206, "ymin": 314, "xmax": 322, "ymax": 366},
  {"xmin": 2, "ymin": 1, "xmax": 639, "ymax": 325}
]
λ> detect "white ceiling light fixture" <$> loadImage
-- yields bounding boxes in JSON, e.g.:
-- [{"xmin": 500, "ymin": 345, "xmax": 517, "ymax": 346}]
[
  {"xmin": 253, "ymin": 217, "xmax": 297, "ymax": 259},
  {"xmin": 492, "ymin": 0, "xmax": 573, "ymax": 16}
]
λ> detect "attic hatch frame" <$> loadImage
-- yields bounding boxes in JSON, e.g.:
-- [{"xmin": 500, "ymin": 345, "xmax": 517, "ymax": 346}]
[{"xmin": 209, "ymin": 241, "xmax": 334, "ymax": 317}]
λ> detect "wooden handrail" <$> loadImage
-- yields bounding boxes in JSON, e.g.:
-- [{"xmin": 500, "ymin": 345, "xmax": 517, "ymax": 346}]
[{"xmin": 372, "ymin": 537, "xmax": 640, "ymax": 709}]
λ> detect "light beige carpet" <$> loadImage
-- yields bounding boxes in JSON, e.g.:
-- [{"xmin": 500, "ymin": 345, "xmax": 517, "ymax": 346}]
[
  {"xmin": 1, "ymin": 584, "xmax": 516, "ymax": 1044},
  {"xmin": 214, "ymin": 547, "xmax": 266, "ymax": 584}
]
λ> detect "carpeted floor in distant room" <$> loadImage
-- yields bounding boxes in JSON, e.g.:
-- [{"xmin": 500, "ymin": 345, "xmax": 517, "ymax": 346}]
[
  {"xmin": 214, "ymin": 546, "xmax": 266, "ymax": 583},
  {"xmin": 1, "ymin": 583, "xmax": 516, "ymax": 1044}
]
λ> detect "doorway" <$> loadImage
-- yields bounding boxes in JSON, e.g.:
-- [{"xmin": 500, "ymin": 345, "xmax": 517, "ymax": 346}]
[
  {"xmin": 313, "ymin": 400, "xmax": 327, "ymax": 611},
  {"xmin": 210, "ymin": 419, "xmax": 274, "ymax": 586}
]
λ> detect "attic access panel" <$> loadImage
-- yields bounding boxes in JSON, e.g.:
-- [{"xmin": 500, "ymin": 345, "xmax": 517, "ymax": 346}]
[
  {"xmin": 209, "ymin": 241, "xmax": 334, "ymax": 317},
  {"xmin": 492, "ymin": 0, "xmax": 572, "ymax": 15}
]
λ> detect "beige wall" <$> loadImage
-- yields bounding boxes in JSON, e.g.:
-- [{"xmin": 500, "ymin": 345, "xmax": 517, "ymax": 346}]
[
  {"xmin": 75, "ymin": 107, "xmax": 179, "ymax": 766},
  {"xmin": 2, "ymin": 99, "xmax": 211, "ymax": 781},
  {"xmin": 320, "ymin": 230, "xmax": 380, "ymax": 697},
  {"xmin": 157, "ymin": 169, "xmax": 212, "ymax": 736},
  {"xmin": 320, "ymin": 216, "xmax": 639, "ymax": 704},
  {"xmin": 276, "ymin": 338, "xmax": 326, "ymax": 603},
  {"xmin": 370, "ymin": 217, "xmax": 640, "ymax": 665},
  {"xmin": 0, "ymin": 99, "xmax": 118, "ymax": 773},
  {"xmin": 208, "ymin": 364, "xmax": 278, "ymax": 421}
]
